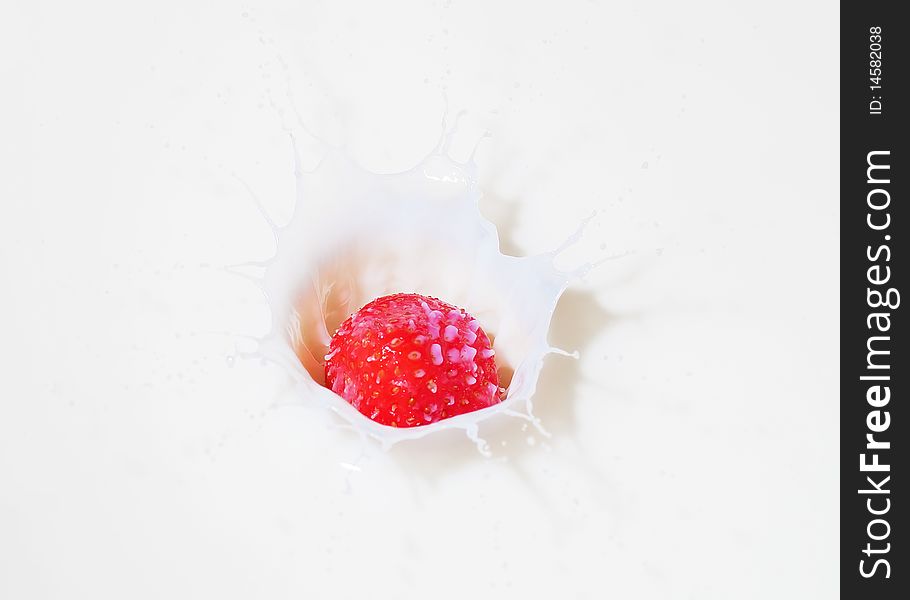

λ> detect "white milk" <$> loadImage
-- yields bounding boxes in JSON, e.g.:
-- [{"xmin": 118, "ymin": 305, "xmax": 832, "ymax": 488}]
[{"xmin": 240, "ymin": 121, "xmax": 586, "ymax": 455}]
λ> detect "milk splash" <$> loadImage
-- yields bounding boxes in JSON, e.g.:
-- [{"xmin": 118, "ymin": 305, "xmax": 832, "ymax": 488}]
[{"xmin": 243, "ymin": 118, "xmax": 587, "ymax": 456}]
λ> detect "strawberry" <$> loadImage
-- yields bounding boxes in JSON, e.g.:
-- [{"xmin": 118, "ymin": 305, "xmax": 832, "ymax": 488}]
[{"xmin": 324, "ymin": 293, "xmax": 502, "ymax": 427}]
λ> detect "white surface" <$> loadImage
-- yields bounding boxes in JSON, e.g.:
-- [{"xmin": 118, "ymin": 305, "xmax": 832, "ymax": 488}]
[{"xmin": 1, "ymin": 1, "xmax": 838, "ymax": 598}]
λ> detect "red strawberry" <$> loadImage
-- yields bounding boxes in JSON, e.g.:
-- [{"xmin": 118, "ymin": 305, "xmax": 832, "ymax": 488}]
[{"xmin": 324, "ymin": 293, "xmax": 502, "ymax": 427}]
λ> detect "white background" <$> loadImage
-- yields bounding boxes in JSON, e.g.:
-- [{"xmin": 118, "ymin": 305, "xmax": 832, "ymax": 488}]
[{"xmin": 1, "ymin": 1, "xmax": 838, "ymax": 598}]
